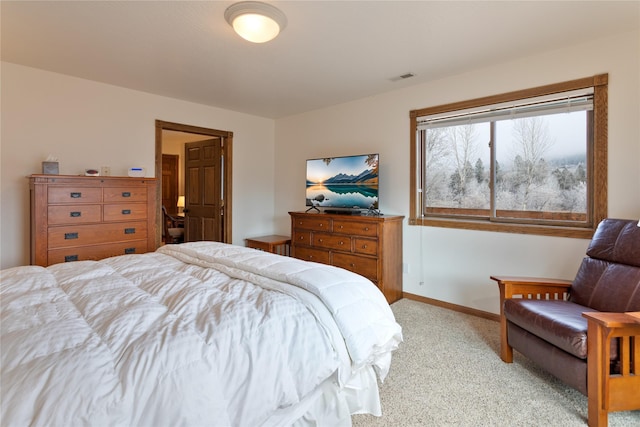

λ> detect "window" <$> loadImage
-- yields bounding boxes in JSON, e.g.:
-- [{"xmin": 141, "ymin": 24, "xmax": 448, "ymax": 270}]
[{"xmin": 409, "ymin": 75, "xmax": 608, "ymax": 238}]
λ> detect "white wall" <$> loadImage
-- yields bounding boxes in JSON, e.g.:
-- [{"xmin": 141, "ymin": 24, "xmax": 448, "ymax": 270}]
[
  {"xmin": 1, "ymin": 63, "xmax": 276, "ymax": 269},
  {"xmin": 274, "ymin": 30, "xmax": 640, "ymax": 314}
]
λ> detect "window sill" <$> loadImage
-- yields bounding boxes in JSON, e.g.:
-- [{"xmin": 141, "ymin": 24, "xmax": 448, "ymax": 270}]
[{"xmin": 409, "ymin": 216, "xmax": 596, "ymax": 239}]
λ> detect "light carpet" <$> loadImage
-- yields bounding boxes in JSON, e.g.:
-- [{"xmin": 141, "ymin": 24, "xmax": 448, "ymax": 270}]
[{"xmin": 352, "ymin": 298, "xmax": 640, "ymax": 426}]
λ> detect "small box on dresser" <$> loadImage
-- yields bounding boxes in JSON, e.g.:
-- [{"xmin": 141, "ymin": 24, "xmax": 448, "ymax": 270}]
[
  {"xmin": 30, "ymin": 175, "xmax": 158, "ymax": 266},
  {"xmin": 289, "ymin": 211, "xmax": 404, "ymax": 304}
]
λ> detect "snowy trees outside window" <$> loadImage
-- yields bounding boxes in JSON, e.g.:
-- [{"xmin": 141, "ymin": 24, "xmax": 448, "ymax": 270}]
[
  {"xmin": 424, "ymin": 113, "xmax": 587, "ymax": 219},
  {"xmin": 410, "ymin": 75, "xmax": 608, "ymax": 238}
]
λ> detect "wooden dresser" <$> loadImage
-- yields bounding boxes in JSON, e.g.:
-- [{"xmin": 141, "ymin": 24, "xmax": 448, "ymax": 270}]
[
  {"xmin": 289, "ymin": 211, "xmax": 404, "ymax": 304},
  {"xmin": 30, "ymin": 175, "xmax": 157, "ymax": 266}
]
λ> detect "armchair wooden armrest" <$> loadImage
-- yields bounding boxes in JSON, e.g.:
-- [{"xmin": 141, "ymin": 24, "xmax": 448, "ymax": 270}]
[
  {"xmin": 582, "ymin": 312, "xmax": 640, "ymax": 427},
  {"xmin": 490, "ymin": 275, "xmax": 573, "ymax": 362},
  {"xmin": 490, "ymin": 275, "xmax": 573, "ymax": 299}
]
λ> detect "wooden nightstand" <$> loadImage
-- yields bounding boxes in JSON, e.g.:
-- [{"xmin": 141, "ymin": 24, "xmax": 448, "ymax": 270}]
[{"xmin": 245, "ymin": 235, "xmax": 291, "ymax": 256}]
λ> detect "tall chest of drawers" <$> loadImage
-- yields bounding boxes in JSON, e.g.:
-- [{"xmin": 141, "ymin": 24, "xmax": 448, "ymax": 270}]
[
  {"xmin": 30, "ymin": 175, "xmax": 158, "ymax": 266},
  {"xmin": 289, "ymin": 211, "xmax": 404, "ymax": 304}
]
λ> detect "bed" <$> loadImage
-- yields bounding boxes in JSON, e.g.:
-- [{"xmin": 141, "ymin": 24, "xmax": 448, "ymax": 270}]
[{"xmin": 1, "ymin": 241, "xmax": 402, "ymax": 426}]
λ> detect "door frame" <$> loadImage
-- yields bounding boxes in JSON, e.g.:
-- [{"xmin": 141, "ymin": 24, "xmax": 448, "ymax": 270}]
[{"xmin": 155, "ymin": 120, "xmax": 233, "ymax": 247}]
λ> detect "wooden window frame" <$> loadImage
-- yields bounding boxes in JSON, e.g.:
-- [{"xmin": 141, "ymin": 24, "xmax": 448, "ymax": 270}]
[{"xmin": 409, "ymin": 74, "xmax": 608, "ymax": 239}]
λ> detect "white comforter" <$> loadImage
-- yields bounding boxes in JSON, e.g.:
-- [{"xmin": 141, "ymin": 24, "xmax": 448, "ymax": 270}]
[{"xmin": 1, "ymin": 242, "xmax": 402, "ymax": 426}]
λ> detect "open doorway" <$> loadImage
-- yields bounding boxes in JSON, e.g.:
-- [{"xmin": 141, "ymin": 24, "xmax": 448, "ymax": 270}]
[{"xmin": 155, "ymin": 120, "xmax": 233, "ymax": 247}]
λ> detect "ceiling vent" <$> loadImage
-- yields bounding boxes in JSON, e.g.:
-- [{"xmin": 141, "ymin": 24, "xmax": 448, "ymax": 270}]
[{"xmin": 390, "ymin": 73, "xmax": 415, "ymax": 82}]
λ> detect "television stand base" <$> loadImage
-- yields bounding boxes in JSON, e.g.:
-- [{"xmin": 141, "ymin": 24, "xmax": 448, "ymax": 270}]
[{"xmin": 324, "ymin": 209, "xmax": 362, "ymax": 215}]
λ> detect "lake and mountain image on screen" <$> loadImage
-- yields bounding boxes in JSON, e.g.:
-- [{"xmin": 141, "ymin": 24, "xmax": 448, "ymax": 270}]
[{"xmin": 306, "ymin": 154, "xmax": 379, "ymax": 209}]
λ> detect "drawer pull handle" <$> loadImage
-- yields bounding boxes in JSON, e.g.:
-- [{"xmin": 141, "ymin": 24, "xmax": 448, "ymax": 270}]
[
  {"xmin": 70, "ymin": 211, "xmax": 81, "ymax": 217},
  {"xmin": 70, "ymin": 192, "xmax": 81, "ymax": 198},
  {"xmin": 339, "ymin": 241, "xmax": 344, "ymax": 245},
  {"xmin": 362, "ymin": 244, "xmax": 367, "ymax": 249},
  {"xmin": 350, "ymin": 263, "xmax": 356, "ymax": 267},
  {"xmin": 318, "ymin": 239, "xmax": 323, "ymax": 243},
  {"xmin": 122, "ymin": 209, "xmax": 131, "ymax": 215},
  {"xmin": 64, "ymin": 232, "xmax": 78, "ymax": 240},
  {"xmin": 124, "ymin": 247, "xmax": 136, "ymax": 254},
  {"xmin": 299, "ymin": 236, "xmax": 304, "ymax": 240},
  {"xmin": 364, "ymin": 227, "xmax": 369, "ymax": 231},
  {"xmin": 64, "ymin": 255, "xmax": 79, "ymax": 262},
  {"xmin": 122, "ymin": 192, "xmax": 131, "ymax": 197},
  {"xmin": 124, "ymin": 228, "xmax": 136, "ymax": 234}
]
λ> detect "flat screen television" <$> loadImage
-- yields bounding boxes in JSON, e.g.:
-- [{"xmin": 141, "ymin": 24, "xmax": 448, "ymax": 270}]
[{"xmin": 306, "ymin": 153, "xmax": 379, "ymax": 212}]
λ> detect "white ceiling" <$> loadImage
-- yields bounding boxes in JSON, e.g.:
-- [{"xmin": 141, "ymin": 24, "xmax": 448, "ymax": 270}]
[{"xmin": 2, "ymin": 1, "xmax": 638, "ymax": 119}]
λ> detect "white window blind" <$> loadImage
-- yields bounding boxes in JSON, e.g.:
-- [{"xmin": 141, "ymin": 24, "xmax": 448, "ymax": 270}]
[{"xmin": 417, "ymin": 88, "xmax": 594, "ymax": 130}]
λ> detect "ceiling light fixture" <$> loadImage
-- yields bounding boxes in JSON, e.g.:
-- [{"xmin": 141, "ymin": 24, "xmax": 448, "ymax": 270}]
[{"xmin": 225, "ymin": 1, "xmax": 287, "ymax": 43}]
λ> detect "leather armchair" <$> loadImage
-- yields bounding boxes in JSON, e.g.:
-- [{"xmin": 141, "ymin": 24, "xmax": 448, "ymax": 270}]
[{"xmin": 491, "ymin": 218, "xmax": 640, "ymax": 427}]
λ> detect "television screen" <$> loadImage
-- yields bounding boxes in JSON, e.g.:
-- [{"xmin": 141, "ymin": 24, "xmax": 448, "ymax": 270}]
[{"xmin": 306, "ymin": 154, "xmax": 379, "ymax": 210}]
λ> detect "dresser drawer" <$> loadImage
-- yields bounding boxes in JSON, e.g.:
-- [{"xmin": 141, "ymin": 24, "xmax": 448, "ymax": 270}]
[
  {"xmin": 48, "ymin": 187, "xmax": 102, "ymax": 204},
  {"xmin": 292, "ymin": 216, "xmax": 332, "ymax": 232},
  {"xmin": 353, "ymin": 238, "xmax": 378, "ymax": 256},
  {"xmin": 332, "ymin": 253, "xmax": 377, "ymax": 282},
  {"xmin": 293, "ymin": 246, "xmax": 330, "ymax": 264},
  {"xmin": 103, "ymin": 203, "xmax": 148, "ymax": 221},
  {"xmin": 47, "ymin": 241, "xmax": 148, "ymax": 265},
  {"xmin": 103, "ymin": 187, "xmax": 147, "ymax": 202},
  {"xmin": 313, "ymin": 232, "xmax": 351, "ymax": 251},
  {"xmin": 292, "ymin": 230, "xmax": 312, "ymax": 246},
  {"xmin": 48, "ymin": 205, "xmax": 101, "ymax": 225},
  {"xmin": 333, "ymin": 220, "xmax": 377, "ymax": 237},
  {"xmin": 48, "ymin": 221, "xmax": 148, "ymax": 248}
]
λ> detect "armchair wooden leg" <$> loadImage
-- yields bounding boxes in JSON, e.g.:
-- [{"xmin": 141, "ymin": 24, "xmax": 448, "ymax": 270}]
[
  {"xmin": 500, "ymin": 312, "xmax": 514, "ymax": 363},
  {"xmin": 584, "ymin": 312, "xmax": 640, "ymax": 427},
  {"xmin": 586, "ymin": 316, "xmax": 608, "ymax": 427},
  {"xmin": 498, "ymin": 282, "xmax": 513, "ymax": 362}
]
